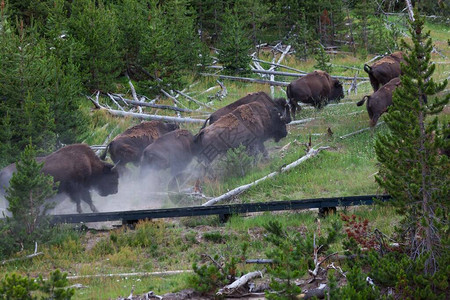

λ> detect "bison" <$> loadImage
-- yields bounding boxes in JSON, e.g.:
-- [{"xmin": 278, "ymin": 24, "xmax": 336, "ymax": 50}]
[
  {"xmin": 201, "ymin": 92, "xmax": 291, "ymax": 129},
  {"xmin": 194, "ymin": 101, "xmax": 288, "ymax": 163},
  {"xmin": 286, "ymin": 70, "xmax": 344, "ymax": 119},
  {"xmin": 100, "ymin": 121, "xmax": 179, "ymax": 173},
  {"xmin": 0, "ymin": 144, "xmax": 119, "ymax": 213},
  {"xmin": 141, "ymin": 129, "xmax": 195, "ymax": 176},
  {"xmin": 363, "ymin": 51, "xmax": 405, "ymax": 92},
  {"xmin": 357, "ymin": 77, "xmax": 401, "ymax": 127}
]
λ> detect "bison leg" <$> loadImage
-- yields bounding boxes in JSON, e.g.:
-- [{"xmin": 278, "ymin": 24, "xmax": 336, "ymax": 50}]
[{"xmin": 80, "ymin": 189, "xmax": 99, "ymax": 213}]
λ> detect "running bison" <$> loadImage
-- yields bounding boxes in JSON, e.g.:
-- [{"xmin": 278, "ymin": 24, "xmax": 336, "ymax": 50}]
[
  {"xmin": 100, "ymin": 121, "xmax": 179, "ymax": 173},
  {"xmin": 357, "ymin": 77, "xmax": 401, "ymax": 127},
  {"xmin": 194, "ymin": 102, "xmax": 288, "ymax": 163},
  {"xmin": 364, "ymin": 51, "xmax": 405, "ymax": 92},
  {"xmin": 141, "ymin": 129, "xmax": 195, "ymax": 176},
  {"xmin": 0, "ymin": 144, "xmax": 119, "ymax": 213},
  {"xmin": 201, "ymin": 91, "xmax": 291, "ymax": 129},
  {"xmin": 286, "ymin": 70, "xmax": 344, "ymax": 119}
]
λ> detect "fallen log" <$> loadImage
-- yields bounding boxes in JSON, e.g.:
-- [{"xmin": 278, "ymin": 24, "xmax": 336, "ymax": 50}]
[
  {"xmin": 216, "ymin": 269, "xmax": 265, "ymax": 296},
  {"xmin": 1, "ymin": 243, "xmax": 43, "ymax": 265},
  {"xmin": 94, "ymin": 107, "xmax": 205, "ymax": 124},
  {"xmin": 111, "ymin": 96, "xmax": 193, "ymax": 113},
  {"xmin": 252, "ymin": 58, "xmax": 308, "ymax": 74},
  {"xmin": 339, "ymin": 122, "xmax": 385, "ymax": 139},
  {"xmin": 202, "ymin": 147, "xmax": 329, "ymax": 206},
  {"xmin": 67, "ymin": 270, "xmax": 192, "ymax": 280},
  {"xmin": 174, "ymin": 89, "xmax": 213, "ymax": 109},
  {"xmin": 200, "ymin": 73, "xmax": 290, "ymax": 86}
]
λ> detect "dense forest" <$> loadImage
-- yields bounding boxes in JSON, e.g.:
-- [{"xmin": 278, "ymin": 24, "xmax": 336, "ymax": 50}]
[{"xmin": 1, "ymin": 0, "xmax": 448, "ymax": 166}]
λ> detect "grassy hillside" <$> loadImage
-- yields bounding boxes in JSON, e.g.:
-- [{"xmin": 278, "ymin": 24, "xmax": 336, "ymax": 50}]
[{"xmin": 1, "ymin": 18, "xmax": 448, "ymax": 299}]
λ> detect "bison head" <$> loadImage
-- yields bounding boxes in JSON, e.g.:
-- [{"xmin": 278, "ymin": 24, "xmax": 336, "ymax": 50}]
[
  {"xmin": 268, "ymin": 107, "xmax": 288, "ymax": 142},
  {"xmin": 331, "ymin": 80, "xmax": 345, "ymax": 103},
  {"xmin": 94, "ymin": 163, "xmax": 119, "ymax": 196},
  {"xmin": 274, "ymin": 98, "xmax": 292, "ymax": 124}
]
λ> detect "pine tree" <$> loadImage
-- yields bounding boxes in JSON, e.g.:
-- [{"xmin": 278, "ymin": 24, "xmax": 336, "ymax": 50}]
[
  {"xmin": 5, "ymin": 144, "xmax": 56, "ymax": 249},
  {"xmin": 374, "ymin": 11, "xmax": 449, "ymax": 275},
  {"xmin": 68, "ymin": 0, "xmax": 122, "ymax": 91},
  {"xmin": 314, "ymin": 43, "xmax": 333, "ymax": 73},
  {"xmin": 217, "ymin": 6, "xmax": 252, "ymax": 75}
]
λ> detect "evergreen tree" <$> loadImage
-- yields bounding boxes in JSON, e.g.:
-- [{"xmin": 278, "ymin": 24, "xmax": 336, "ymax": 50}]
[
  {"xmin": 5, "ymin": 144, "xmax": 56, "ymax": 251},
  {"xmin": 374, "ymin": 11, "xmax": 449, "ymax": 275},
  {"xmin": 140, "ymin": 0, "xmax": 203, "ymax": 91},
  {"xmin": 0, "ymin": 19, "xmax": 57, "ymax": 158},
  {"xmin": 314, "ymin": 43, "xmax": 333, "ymax": 73},
  {"xmin": 217, "ymin": 6, "xmax": 252, "ymax": 75},
  {"xmin": 68, "ymin": 0, "xmax": 122, "ymax": 91}
]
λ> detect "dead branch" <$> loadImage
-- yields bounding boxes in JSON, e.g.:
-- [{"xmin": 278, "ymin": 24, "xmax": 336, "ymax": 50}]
[
  {"xmin": 96, "ymin": 107, "xmax": 205, "ymax": 124},
  {"xmin": 405, "ymin": 0, "xmax": 415, "ymax": 21},
  {"xmin": 215, "ymin": 80, "xmax": 228, "ymax": 100},
  {"xmin": 339, "ymin": 122, "xmax": 385, "ymax": 139},
  {"xmin": 1, "ymin": 242, "xmax": 43, "ymax": 265},
  {"xmin": 67, "ymin": 270, "xmax": 192, "ymax": 280},
  {"xmin": 109, "ymin": 94, "xmax": 193, "ymax": 113},
  {"xmin": 246, "ymin": 259, "xmax": 274, "ymax": 264},
  {"xmin": 288, "ymin": 117, "xmax": 321, "ymax": 125},
  {"xmin": 298, "ymin": 284, "xmax": 329, "ymax": 299},
  {"xmin": 202, "ymin": 147, "xmax": 329, "ymax": 206},
  {"xmin": 200, "ymin": 73, "xmax": 290, "ymax": 87},
  {"xmin": 174, "ymin": 89, "xmax": 213, "ymax": 109},
  {"xmin": 216, "ymin": 269, "xmax": 266, "ymax": 296},
  {"xmin": 107, "ymin": 93, "xmax": 125, "ymax": 111},
  {"xmin": 252, "ymin": 57, "xmax": 308, "ymax": 74}
]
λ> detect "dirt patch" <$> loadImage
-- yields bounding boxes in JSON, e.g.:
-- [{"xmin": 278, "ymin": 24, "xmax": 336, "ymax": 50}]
[{"xmin": 84, "ymin": 231, "xmax": 110, "ymax": 251}]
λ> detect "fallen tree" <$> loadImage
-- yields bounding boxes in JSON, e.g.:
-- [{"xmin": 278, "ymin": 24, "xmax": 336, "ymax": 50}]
[{"xmin": 202, "ymin": 147, "xmax": 329, "ymax": 206}]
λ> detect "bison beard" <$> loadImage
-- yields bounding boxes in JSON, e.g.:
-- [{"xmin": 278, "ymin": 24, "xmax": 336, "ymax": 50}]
[
  {"xmin": 100, "ymin": 121, "xmax": 179, "ymax": 174},
  {"xmin": 194, "ymin": 102, "xmax": 288, "ymax": 163},
  {"xmin": 201, "ymin": 91, "xmax": 291, "ymax": 129},
  {"xmin": 0, "ymin": 144, "xmax": 119, "ymax": 214},
  {"xmin": 286, "ymin": 70, "xmax": 344, "ymax": 119},
  {"xmin": 141, "ymin": 129, "xmax": 196, "ymax": 176}
]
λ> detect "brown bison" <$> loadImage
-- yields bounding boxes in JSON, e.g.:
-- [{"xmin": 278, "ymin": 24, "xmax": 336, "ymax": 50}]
[
  {"xmin": 141, "ymin": 129, "xmax": 195, "ymax": 176},
  {"xmin": 364, "ymin": 51, "xmax": 405, "ymax": 92},
  {"xmin": 357, "ymin": 77, "xmax": 401, "ymax": 127},
  {"xmin": 201, "ymin": 92, "xmax": 291, "ymax": 129},
  {"xmin": 0, "ymin": 144, "xmax": 119, "ymax": 213},
  {"xmin": 286, "ymin": 70, "xmax": 344, "ymax": 119},
  {"xmin": 194, "ymin": 102, "xmax": 288, "ymax": 163},
  {"xmin": 100, "ymin": 121, "xmax": 179, "ymax": 173}
]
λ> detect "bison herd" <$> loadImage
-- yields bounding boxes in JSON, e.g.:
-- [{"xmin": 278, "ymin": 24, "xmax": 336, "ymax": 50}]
[{"xmin": 0, "ymin": 58, "xmax": 410, "ymax": 213}]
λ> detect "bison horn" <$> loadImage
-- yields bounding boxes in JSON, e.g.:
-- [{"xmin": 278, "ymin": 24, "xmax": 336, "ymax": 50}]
[{"xmin": 111, "ymin": 160, "xmax": 121, "ymax": 171}]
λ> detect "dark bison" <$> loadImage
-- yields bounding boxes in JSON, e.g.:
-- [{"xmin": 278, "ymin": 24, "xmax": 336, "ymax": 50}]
[
  {"xmin": 357, "ymin": 77, "xmax": 401, "ymax": 127},
  {"xmin": 141, "ymin": 129, "xmax": 195, "ymax": 176},
  {"xmin": 195, "ymin": 101, "xmax": 288, "ymax": 163},
  {"xmin": 286, "ymin": 70, "xmax": 344, "ymax": 119},
  {"xmin": 0, "ymin": 144, "xmax": 119, "ymax": 213},
  {"xmin": 100, "ymin": 121, "xmax": 179, "ymax": 173},
  {"xmin": 201, "ymin": 92, "xmax": 291, "ymax": 129},
  {"xmin": 364, "ymin": 51, "xmax": 405, "ymax": 92}
]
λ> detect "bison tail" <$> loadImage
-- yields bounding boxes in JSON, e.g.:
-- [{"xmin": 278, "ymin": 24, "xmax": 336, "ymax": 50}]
[
  {"xmin": 200, "ymin": 117, "xmax": 211, "ymax": 131},
  {"xmin": 99, "ymin": 144, "xmax": 110, "ymax": 160},
  {"xmin": 363, "ymin": 64, "xmax": 372, "ymax": 74},
  {"xmin": 357, "ymin": 96, "xmax": 369, "ymax": 107}
]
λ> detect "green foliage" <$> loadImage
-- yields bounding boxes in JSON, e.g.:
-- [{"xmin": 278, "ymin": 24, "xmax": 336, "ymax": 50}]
[
  {"xmin": 189, "ymin": 254, "xmax": 239, "ymax": 295},
  {"xmin": 0, "ymin": 270, "xmax": 75, "ymax": 300},
  {"xmin": 68, "ymin": 0, "xmax": 122, "ymax": 91},
  {"xmin": 314, "ymin": 43, "xmax": 333, "ymax": 73},
  {"xmin": 3, "ymin": 144, "xmax": 56, "ymax": 255},
  {"xmin": 374, "ymin": 11, "xmax": 449, "ymax": 275},
  {"xmin": 139, "ymin": 0, "xmax": 204, "ymax": 92},
  {"xmin": 217, "ymin": 144, "xmax": 256, "ymax": 179},
  {"xmin": 328, "ymin": 265, "xmax": 383, "ymax": 299},
  {"xmin": 263, "ymin": 219, "xmax": 342, "ymax": 299},
  {"xmin": 217, "ymin": 6, "xmax": 252, "ymax": 75}
]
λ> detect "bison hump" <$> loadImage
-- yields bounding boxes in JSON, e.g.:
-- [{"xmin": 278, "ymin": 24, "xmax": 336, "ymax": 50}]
[
  {"xmin": 214, "ymin": 114, "xmax": 239, "ymax": 129},
  {"xmin": 236, "ymin": 104, "xmax": 257, "ymax": 124}
]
